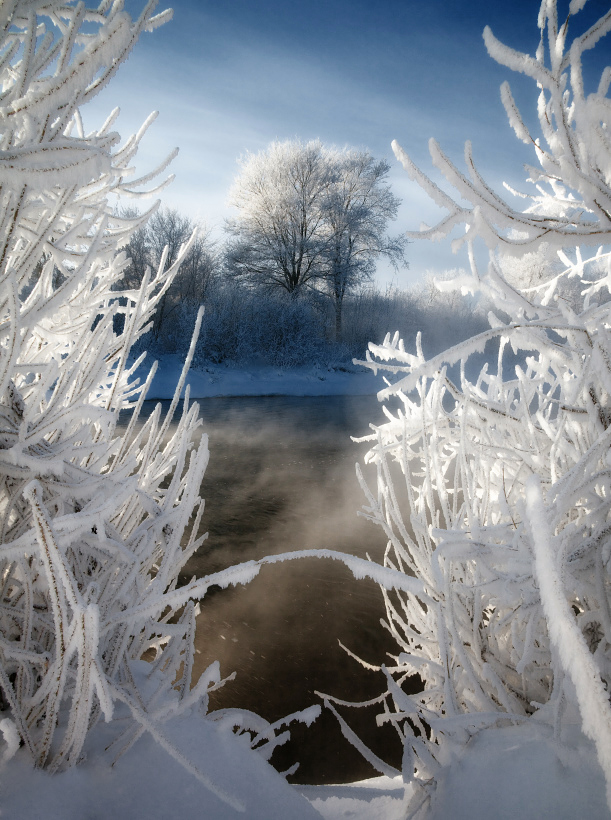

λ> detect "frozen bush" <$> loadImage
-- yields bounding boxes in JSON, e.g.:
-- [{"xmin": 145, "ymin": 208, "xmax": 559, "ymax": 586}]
[
  {"xmin": 327, "ymin": 1, "xmax": 611, "ymax": 813},
  {"xmin": 195, "ymin": 285, "xmax": 329, "ymax": 368},
  {"xmin": 189, "ymin": 279, "xmax": 487, "ymax": 370},
  {"xmin": 339, "ymin": 280, "xmax": 488, "ymax": 361},
  {"xmin": 0, "ymin": 2, "xmax": 315, "ymax": 807},
  {"xmin": 0, "ymin": 0, "xmax": 217, "ymax": 781}
]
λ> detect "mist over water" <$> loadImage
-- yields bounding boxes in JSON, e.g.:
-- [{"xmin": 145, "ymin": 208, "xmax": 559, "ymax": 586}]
[
  {"xmin": 137, "ymin": 395, "xmax": 406, "ymax": 783},
  {"xmin": 115, "ymin": 333, "xmax": 534, "ymax": 784}
]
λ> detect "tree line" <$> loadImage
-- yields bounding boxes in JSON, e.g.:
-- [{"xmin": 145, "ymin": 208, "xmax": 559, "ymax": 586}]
[
  {"xmin": 121, "ymin": 214, "xmax": 486, "ymax": 369},
  {"xmin": 123, "ymin": 139, "xmax": 488, "ymax": 367}
]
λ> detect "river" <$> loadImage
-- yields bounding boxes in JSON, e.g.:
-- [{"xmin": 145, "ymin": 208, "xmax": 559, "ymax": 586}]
[{"xmin": 140, "ymin": 394, "xmax": 406, "ymax": 784}]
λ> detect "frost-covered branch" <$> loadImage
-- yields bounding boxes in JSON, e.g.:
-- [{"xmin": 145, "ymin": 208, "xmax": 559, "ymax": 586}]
[
  {"xmin": 392, "ymin": 1, "xmax": 611, "ymax": 255},
  {"xmin": 347, "ymin": 0, "xmax": 611, "ymax": 808},
  {"xmin": 0, "ymin": 3, "xmax": 249, "ymax": 808}
]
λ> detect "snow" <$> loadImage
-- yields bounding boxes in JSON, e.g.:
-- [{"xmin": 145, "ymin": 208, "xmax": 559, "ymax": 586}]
[
  {"xmin": 427, "ymin": 722, "xmax": 610, "ymax": 820},
  {"xmin": 304, "ymin": 721, "xmax": 610, "ymax": 820},
  {"xmin": 300, "ymin": 776, "xmax": 412, "ymax": 820},
  {"xmin": 526, "ymin": 477, "xmax": 611, "ymax": 809},
  {"xmin": 137, "ymin": 354, "xmax": 381, "ymax": 399},
  {"xmin": 261, "ymin": 548, "xmax": 427, "ymax": 597},
  {"xmin": 0, "ymin": 707, "xmax": 322, "ymax": 820},
  {"xmin": 3, "ymin": 714, "xmax": 608, "ymax": 819}
]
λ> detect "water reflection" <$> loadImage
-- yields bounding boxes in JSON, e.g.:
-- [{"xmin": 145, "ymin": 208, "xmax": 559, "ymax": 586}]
[{"xmin": 140, "ymin": 395, "xmax": 405, "ymax": 783}]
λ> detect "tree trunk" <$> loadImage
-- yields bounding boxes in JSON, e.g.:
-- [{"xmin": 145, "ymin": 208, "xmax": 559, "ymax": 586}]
[{"xmin": 334, "ymin": 296, "xmax": 342, "ymax": 342}]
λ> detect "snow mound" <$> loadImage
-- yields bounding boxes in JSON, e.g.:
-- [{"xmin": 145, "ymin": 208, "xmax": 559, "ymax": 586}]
[
  {"xmin": 300, "ymin": 776, "xmax": 411, "ymax": 820},
  {"xmin": 0, "ymin": 709, "xmax": 321, "ymax": 820},
  {"xmin": 427, "ymin": 723, "xmax": 609, "ymax": 820},
  {"xmin": 300, "ymin": 722, "xmax": 609, "ymax": 820}
]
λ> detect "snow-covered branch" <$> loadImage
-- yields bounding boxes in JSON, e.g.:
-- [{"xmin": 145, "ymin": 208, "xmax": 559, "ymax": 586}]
[
  {"xmin": 0, "ymin": 4, "xmax": 244, "ymax": 808},
  {"xmin": 349, "ymin": 0, "xmax": 611, "ymax": 808}
]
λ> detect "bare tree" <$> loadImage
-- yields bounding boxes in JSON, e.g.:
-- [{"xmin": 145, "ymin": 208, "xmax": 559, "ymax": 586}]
[
  {"xmin": 225, "ymin": 140, "xmax": 334, "ymax": 296},
  {"xmin": 321, "ymin": 149, "xmax": 407, "ymax": 340},
  {"xmin": 149, "ymin": 209, "xmax": 217, "ymax": 338},
  {"xmin": 225, "ymin": 141, "xmax": 406, "ymax": 340},
  {"xmin": 117, "ymin": 207, "xmax": 218, "ymax": 339}
]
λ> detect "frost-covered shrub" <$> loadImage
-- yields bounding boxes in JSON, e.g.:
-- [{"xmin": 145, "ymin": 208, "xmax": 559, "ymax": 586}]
[
  {"xmin": 191, "ymin": 280, "xmax": 487, "ymax": 370},
  {"xmin": 0, "ymin": 0, "xmax": 212, "ymax": 775},
  {"xmin": 195, "ymin": 284, "xmax": 329, "ymax": 367},
  {"xmin": 340, "ymin": 278, "xmax": 488, "ymax": 360},
  {"xmin": 247, "ymin": 292, "xmax": 328, "ymax": 367},
  {"xmin": 0, "ymin": 3, "xmax": 319, "ymax": 805},
  {"xmin": 340, "ymin": 0, "xmax": 611, "ymax": 811}
]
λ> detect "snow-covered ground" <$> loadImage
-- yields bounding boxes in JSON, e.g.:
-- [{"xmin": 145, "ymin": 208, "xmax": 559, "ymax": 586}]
[
  {"xmin": 305, "ymin": 720, "xmax": 610, "ymax": 819},
  {"xmin": 4, "ymin": 711, "xmax": 608, "ymax": 819},
  {"xmin": 425, "ymin": 720, "xmax": 609, "ymax": 820},
  {"xmin": 137, "ymin": 354, "xmax": 382, "ymax": 400},
  {"xmin": 1, "ymin": 707, "xmax": 323, "ymax": 820}
]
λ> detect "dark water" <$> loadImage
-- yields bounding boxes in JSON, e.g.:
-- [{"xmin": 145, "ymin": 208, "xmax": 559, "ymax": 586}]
[{"xmin": 138, "ymin": 395, "xmax": 406, "ymax": 784}]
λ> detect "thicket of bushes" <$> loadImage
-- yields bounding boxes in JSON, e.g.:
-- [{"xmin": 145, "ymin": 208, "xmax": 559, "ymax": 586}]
[
  {"xmin": 120, "ymin": 206, "xmax": 488, "ymax": 370},
  {"xmin": 140, "ymin": 267, "xmax": 489, "ymax": 369}
]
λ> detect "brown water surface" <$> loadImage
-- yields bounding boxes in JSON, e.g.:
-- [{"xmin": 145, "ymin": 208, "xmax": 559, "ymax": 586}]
[{"xmin": 140, "ymin": 395, "xmax": 406, "ymax": 784}]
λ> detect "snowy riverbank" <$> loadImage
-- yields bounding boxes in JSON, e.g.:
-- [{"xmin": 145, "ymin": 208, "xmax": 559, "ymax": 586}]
[{"xmin": 137, "ymin": 354, "xmax": 383, "ymax": 400}]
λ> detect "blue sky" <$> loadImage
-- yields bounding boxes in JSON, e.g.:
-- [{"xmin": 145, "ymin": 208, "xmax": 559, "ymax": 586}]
[{"xmin": 86, "ymin": 0, "xmax": 609, "ymax": 286}]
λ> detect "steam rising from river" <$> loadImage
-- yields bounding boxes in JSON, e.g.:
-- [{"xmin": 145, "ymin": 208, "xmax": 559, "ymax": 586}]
[{"xmin": 173, "ymin": 395, "xmax": 404, "ymax": 784}]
